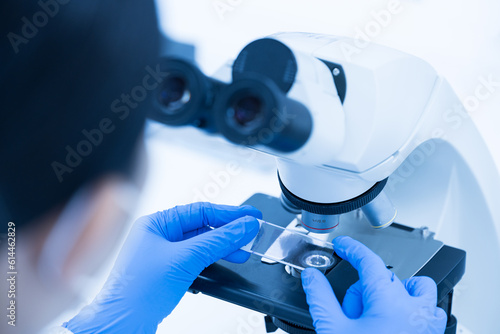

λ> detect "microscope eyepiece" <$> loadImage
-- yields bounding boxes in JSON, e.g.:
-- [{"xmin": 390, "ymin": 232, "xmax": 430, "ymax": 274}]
[
  {"xmin": 230, "ymin": 96, "xmax": 263, "ymax": 128},
  {"xmin": 221, "ymin": 80, "xmax": 269, "ymax": 136},
  {"xmin": 215, "ymin": 74, "xmax": 278, "ymax": 138},
  {"xmin": 215, "ymin": 74, "xmax": 312, "ymax": 152},
  {"xmin": 151, "ymin": 36, "xmax": 326, "ymax": 152},
  {"xmin": 159, "ymin": 76, "xmax": 191, "ymax": 112},
  {"xmin": 151, "ymin": 58, "xmax": 222, "ymax": 130}
]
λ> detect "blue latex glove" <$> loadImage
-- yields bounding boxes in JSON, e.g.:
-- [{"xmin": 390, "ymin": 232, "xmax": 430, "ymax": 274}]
[
  {"xmin": 64, "ymin": 202, "xmax": 261, "ymax": 333},
  {"xmin": 301, "ymin": 236, "xmax": 447, "ymax": 334}
]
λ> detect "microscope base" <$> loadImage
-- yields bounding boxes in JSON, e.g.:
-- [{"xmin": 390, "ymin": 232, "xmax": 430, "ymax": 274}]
[{"xmin": 190, "ymin": 193, "xmax": 466, "ymax": 332}]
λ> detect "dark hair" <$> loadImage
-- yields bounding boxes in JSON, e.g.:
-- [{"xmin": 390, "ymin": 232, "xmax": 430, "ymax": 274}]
[{"xmin": 0, "ymin": 0, "xmax": 160, "ymax": 227}]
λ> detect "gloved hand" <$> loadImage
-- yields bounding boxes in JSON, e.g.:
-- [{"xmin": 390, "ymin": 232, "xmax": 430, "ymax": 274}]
[
  {"xmin": 64, "ymin": 202, "xmax": 261, "ymax": 333},
  {"xmin": 301, "ymin": 236, "xmax": 447, "ymax": 334}
]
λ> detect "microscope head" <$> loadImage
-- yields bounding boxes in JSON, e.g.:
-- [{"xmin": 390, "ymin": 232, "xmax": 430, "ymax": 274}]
[{"xmin": 150, "ymin": 33, "xmax": 445, "ymax": 233}]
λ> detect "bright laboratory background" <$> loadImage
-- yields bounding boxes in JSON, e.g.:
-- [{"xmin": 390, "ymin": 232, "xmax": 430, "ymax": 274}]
[{"xmin": 48, "ymin": 1, "xmax": 500, "ymax": 333}]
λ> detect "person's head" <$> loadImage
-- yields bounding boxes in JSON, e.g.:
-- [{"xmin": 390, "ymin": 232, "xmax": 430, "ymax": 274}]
[{"xmin": 0, "ymin": 0, "xmax": 160, "ymax": 328}]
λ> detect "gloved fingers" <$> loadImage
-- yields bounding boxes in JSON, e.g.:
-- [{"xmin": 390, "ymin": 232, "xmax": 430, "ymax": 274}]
[
  {"xmin": 333, "ymin": 236, "xmax": 392, "ymax": 286},
  {"xmin": 222, "ymin": 249, "xmax": 251, "ymax": 263},
  {"xmin": 342, "ymin": 280, "xmax": 363, "ymax": 319},
  {"xmin": 143, "ymin": 203, "xmax": 261, "ymax": 242},
  {"xmin": 182, "ymin": 215, "xmax": 260, "ymax": 272},
  {"xmin": 175, "ymin": 203, "xmax": 261, "ymax": 233},
  {"xmin": 402, "ymin": 276, "xmax": 438, "ymax": 305},
  {"xmin": 435, "ymin": 307, "xmax": 448, "ymax": 324},
  {"xmin": 182, "ymin": 226, "xmax": 211, "ymax": 240},
  {"xmin": 301, "ymin": 268, "xmax": 348, "ymax": 329}
]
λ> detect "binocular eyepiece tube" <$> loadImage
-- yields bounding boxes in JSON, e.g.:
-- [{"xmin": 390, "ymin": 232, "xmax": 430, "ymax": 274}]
[{"xmin": 151, "ymin": 38, "xmax": 314, "ymax": 153}]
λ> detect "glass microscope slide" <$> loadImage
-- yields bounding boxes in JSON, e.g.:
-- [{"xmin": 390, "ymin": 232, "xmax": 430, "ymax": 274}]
[{"xmin": 241, "ymin": 219, "xmax": 336, "ymax": 271}]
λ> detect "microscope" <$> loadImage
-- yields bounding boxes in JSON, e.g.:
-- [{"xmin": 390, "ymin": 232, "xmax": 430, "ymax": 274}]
[{"xmin": 150, "ymin": 33, "xmax": 500, "ymax": 333}]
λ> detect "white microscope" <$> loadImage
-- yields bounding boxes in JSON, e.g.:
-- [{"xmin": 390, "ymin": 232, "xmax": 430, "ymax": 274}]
[{"xmin": 150, "ymin": 33, "xmax": 500, "ymax": 333}]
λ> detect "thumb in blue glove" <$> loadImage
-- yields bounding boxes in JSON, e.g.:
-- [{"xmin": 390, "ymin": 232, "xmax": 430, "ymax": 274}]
[
  {"xmin": 301, "ymin": 236, "xmax": 447, "ymax": 334},
  {"xmin": 64, "ymin": 202, "xmax": 261, "ymax": 334}
]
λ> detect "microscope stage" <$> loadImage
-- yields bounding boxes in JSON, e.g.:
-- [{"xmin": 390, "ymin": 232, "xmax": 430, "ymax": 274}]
[{"xmin": 190, "ymin": 193, "xmax": 466, "ymax": 331}]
